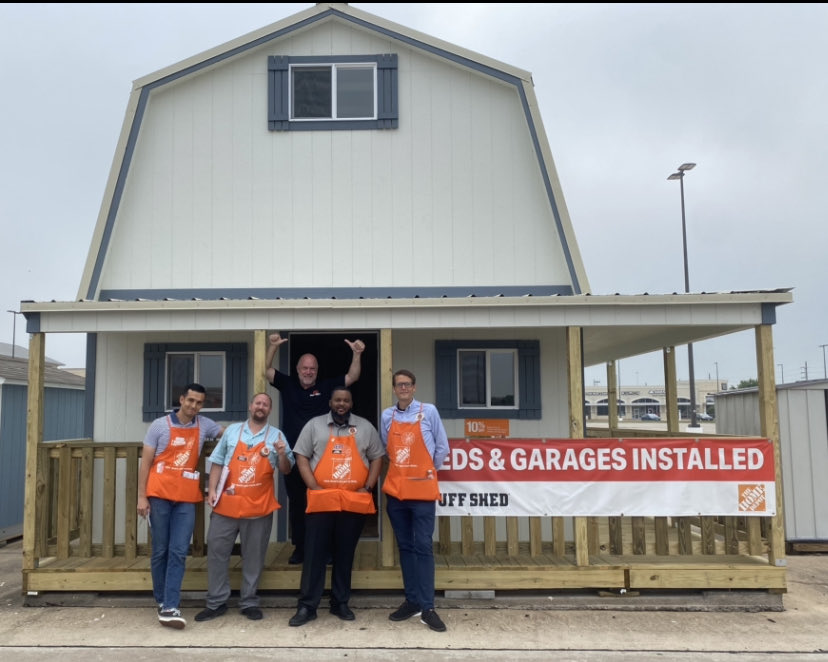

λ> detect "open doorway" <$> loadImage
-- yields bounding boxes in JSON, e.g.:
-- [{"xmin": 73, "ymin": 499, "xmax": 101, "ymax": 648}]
[{"xmin": 277, "ymin": 330, "xmax": 381, "ymax": 537}]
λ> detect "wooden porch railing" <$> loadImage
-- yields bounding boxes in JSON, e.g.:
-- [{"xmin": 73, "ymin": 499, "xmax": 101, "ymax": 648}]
[{"xmin": 24, "ymin": 437, "xmax": 785, "ymax": 595}]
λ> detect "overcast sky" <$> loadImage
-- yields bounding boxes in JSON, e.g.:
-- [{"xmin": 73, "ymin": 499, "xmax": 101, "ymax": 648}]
[{"xmin": 1, "ymin": 3, "xmax": 826, "ymax": 387}]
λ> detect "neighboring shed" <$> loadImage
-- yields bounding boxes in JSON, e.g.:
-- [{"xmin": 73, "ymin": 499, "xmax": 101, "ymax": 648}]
[
  {"xmin": 716, "ymin": 380, "xmax": 828, "ymax": 547},
  {"xmin": 0, "ymin": 356, "xmax": 85, "ymax": 543}
]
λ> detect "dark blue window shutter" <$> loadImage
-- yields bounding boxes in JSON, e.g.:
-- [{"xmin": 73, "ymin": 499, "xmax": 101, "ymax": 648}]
[
  {"xmin": 517, "ymin": 340, "xmax": 541, "ymax": 419},
  {"xmin": 225, "ymin": 343, "xmax": 248, "ymax": 418},
  {"xmin": 143, "ymin": 343, "xmax": 167, "ymax": 422},
  {"xmin": 268, "ymin": 55, "xmax": 290, "ymax": 131},
  {"xmin": 377, "ymin": 54, "xmax": 398, "ymax": 128},
  {"xmin": 435, "ymin": 340, "xmax": 459, "ymax": 418}
]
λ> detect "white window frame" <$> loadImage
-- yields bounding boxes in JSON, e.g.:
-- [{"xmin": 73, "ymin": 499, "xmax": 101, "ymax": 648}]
[
  {"xmin": 289, "ymin": 62, "xmax": 378, "ymax": 121},
  {"xmin": 165, "ymin": 351, "xmax": 226, "ymax": 413},
  {"xmin": 457, "ymin": 348, "xmax": 519, "ymax": 410}
]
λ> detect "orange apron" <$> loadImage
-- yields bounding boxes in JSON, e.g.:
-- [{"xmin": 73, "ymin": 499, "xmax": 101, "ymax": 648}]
[
  {"xmin": 213, "ymin": 426, "xmax": 280, "ymax": 519},
  {"xmin": 146, "ymin": 416, "xmax": 202, "ymax": 503},
  {"xmin": 382, "ymin": 405, "xmax": 440, "ymax": 501},
  {"xmin": 306, "ymin": 426, "xmax": 375, "ymax": 515}
]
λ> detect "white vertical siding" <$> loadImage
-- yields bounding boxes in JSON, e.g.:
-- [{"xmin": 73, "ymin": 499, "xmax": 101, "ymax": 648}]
[
  {"xmin": 100, "ymin": 21, "xmax": 575, "ymax": 293},
  {"xmin": 778, "ymin": 388, "xmax": 828, "ymax": 540}
]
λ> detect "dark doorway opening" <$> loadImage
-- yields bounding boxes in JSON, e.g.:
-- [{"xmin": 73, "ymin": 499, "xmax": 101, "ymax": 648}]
[
  {"xmin": 277, "ymin": 330, "xmax": 380, "ymax": 538},
  {"xmin": 280, "ymin": 331, "xmax": 379, "ymax": 427}
]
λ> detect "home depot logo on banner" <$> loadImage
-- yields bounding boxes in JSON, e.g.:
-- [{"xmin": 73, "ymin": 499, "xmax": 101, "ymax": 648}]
[{"xmin": 436, "ymin": 437, "xmax": 776, "ymax": 518}]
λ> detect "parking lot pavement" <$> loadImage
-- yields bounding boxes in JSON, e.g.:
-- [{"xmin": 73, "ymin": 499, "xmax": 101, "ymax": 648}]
[{"xmin": 3, "ymin": 537, "xmax": 828, "ymax": 659}]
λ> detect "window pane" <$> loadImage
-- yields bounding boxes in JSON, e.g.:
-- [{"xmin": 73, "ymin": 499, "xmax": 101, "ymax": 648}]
[
  {"xmin": 167, "ymin": 354, "xmax": 194, "ymax": 409},
  {"xmin": 198, "ymin": 354, "xmax": 224, "ymax": 409},
  {"xmin": 336, "ymin": 66, "xmax": 374, "ymax": 118},
  {"xmin": 459, "ymin": 351, "xmax": 486, "ymax": 406},
  {"xmin": 490, "ymin": 351, "xmax": 516, "ymax": 406},
  {"xmin": 292, "ymin": 67, "xmax": 332, "ymax": 118}
]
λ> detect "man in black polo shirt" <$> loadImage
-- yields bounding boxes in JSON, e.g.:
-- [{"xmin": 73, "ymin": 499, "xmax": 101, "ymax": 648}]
[{"xmin": 265, "ymin": 332, "xmax": 365, "ymax": 563}]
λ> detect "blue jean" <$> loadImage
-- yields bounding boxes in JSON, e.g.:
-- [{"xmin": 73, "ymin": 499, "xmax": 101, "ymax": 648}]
[
  {"xmin": 386, "ymin": 496, "xmax": 436, "ymax": 611},
  {"xmin": 148, "ymin": 497, "xmax": 195, "ymax": 609}
]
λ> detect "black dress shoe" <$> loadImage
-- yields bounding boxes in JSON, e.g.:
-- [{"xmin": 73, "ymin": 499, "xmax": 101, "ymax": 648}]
[
  {"xmin": 241, "ymin": 606, "xmax": 263, "ymax": 620},
  {"xmin": 329, "ymin": 603, "xmax": 355, "ymax": 621},
  {"xmin": 289, "ymin": 606, "xmax": 317, "ymax": 627},
  {"xmin": 194, "ymin": 603, "xmax": 227, "ymax": 622},
  {"xmin": 288, "ymin": 549, "xmax": 304, "ymax": 565}
]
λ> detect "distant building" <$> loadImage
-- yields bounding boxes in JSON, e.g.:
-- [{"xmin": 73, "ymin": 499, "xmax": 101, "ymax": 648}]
[
  {"xmin": 0, "ymin": 341, "xmax": 62, "ymax": 364},
  {"xmin": 584, "ymin": 378, "xmax": 726, "ymax": 419}
]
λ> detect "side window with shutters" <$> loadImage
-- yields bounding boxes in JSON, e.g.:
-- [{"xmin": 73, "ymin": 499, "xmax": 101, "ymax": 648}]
[
  {"xmin": 142, "ymin": 342, "xmax": 248, "ymax": 422},
  {"xmin": 435, "ymin": 340, "xmax": 541, "ymax": 420}
]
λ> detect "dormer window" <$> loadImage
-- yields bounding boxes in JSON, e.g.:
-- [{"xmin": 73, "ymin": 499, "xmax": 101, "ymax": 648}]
[{"xmin": 268, "ymin": 54, "xmax": 398, "ymax": 131}]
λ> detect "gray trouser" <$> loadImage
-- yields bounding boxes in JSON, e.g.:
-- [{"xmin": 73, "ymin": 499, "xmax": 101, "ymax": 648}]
[{"xmin": 205, "ymin": 510, "xmax": 273, "ymax": 610}]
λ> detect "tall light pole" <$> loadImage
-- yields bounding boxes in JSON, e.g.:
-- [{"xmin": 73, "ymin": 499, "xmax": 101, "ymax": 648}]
[
  {"xmin": 6, "ymin": 310, "xmax": 23, "ymax": 359},
  {"xmin": 668, "ymin": 162, "xmax": 699, "ymax": 429},
  {"xmin": 714, "ymin": 361, "xmax": 719, "ymax": 389},
  {"xmin": 778, "ymin": 363, "xmax": 784, "ymax": 384},
  {"xmin": 820, "ymin": 344, "xmax": 828, "ymax": 380}
]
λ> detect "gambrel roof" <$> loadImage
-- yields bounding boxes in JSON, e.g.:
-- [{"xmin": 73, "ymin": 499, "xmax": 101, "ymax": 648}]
[
  {"xmin": 19, "ymin": 3, "xmax": 792, "ymax": 369},
  {"xmin": 76, "ymin": 2, "xmax": 589, "ymax": 302}
]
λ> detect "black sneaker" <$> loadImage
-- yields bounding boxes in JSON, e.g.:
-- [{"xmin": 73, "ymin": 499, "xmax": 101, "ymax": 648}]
[
  {"xmin": 158, "ymin": 607, "xmax": 186, "ymax": 629},
  {"xmin": 389, "ymin": 599, "xmax": 421, "ymax": 621},
  {"xmin": 194, "ymin": 603, "xmax": 227, "ymax": 622},
  {"xmin": 420, "ymin": 608, "xmax": 446, "ymax": 632}
]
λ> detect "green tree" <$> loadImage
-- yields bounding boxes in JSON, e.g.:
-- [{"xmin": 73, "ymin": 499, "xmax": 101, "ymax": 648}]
[{"xmin": 730, "ymin": 378, "xmax": 758, "ymax": 390}]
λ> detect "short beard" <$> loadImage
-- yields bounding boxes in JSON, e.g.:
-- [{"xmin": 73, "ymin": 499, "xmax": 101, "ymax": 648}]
[
  {"xmin": 251, "ymin": 411, "xmax": 268, "ymax": 424},
  {"xmin": 331, "ymin": 410, "xmax": 350, "ymax": 426}
]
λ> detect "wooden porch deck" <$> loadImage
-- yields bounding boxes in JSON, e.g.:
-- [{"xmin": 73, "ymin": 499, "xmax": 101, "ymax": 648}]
[{"xmin": 24, "ymin": 533, "xmax": 786, "ymax": 595}]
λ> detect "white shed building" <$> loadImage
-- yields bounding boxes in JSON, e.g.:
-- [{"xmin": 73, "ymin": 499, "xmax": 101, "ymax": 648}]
[{"xmin": 716, "ymin": 380, "xmax": 828, "ymax": 545}]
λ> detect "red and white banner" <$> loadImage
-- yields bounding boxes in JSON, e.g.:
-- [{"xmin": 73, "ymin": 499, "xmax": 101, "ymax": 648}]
[{"xmin": 435, "ymin": 438, "xmax": 776, "ymax": 517}]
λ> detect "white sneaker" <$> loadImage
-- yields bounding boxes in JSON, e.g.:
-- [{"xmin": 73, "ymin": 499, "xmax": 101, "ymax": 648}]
[{"xmin": 158, "ymin": 607, "xmax": 186, "ymax": 629}]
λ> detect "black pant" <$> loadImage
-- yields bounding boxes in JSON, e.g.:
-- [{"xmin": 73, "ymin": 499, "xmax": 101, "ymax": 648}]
[
  {"xmin": 297, "ymin": 510, "xmax": 365, "ymax": 610},
  {"xmin": 284, "ymin": 466, "xmax": 307, "ymax": 552}
]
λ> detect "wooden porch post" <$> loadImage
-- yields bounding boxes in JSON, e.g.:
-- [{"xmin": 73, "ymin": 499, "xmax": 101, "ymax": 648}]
[
  {"xmin": 253, "ymin": 329, "xmax": 266, "ymax": 395},
  {"xmin": 605, "ymin": 359, "xmax": 624, "ymax": 553},
  {"xmin": 607, "ymin": 361, "xmax": 619, "ymax": 435},
  {"xmin": 755, "ymin": 324, "xmax": 786, "ymax": 565},
  {"xmin": 22, "ymin": 332, "xmax": 45, "ymax": 579},
  {"xmin": 379, "ymin": 328, "xmax": 396, "ymax": 567},
  {"xmin": 566, "ymin": 327, "xmax": 589, "ymax": 566},
  {"xmin": 663, "ymin": 346, "xmax": 679, "ymax": 433}
]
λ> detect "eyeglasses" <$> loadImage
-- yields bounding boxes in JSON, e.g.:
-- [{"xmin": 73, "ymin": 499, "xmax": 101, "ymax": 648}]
[{"xmin": 394, "ymin": 382, "xmax": 414, "ymax": 389}]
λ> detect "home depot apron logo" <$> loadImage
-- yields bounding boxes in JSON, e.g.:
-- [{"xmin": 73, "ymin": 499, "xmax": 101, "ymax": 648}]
[
  {"xmin": 738, "ymin": 484, "xmax": 766, "ymax": 512},
  {"xmin": 170, "ymin": 436, "xmax": 191, "ymax": 467},
  {"xmin": 332, "ymin": 458, "xmax": 351, "ymax": 480},
  {"xmin": 394, "ymin": 431, "xmax": 416, "ymax": 467}
]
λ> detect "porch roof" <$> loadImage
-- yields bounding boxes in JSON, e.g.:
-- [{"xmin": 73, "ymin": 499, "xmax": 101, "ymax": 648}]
[{"xmin": 19, "ymin": 289, "xmax": 793, "ymax": 368}]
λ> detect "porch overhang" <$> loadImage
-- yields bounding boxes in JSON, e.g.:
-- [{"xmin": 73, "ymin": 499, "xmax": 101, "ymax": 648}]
[{"xmin": 19, "ymin": 289, "xmax": 793, "ymax": 367}]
